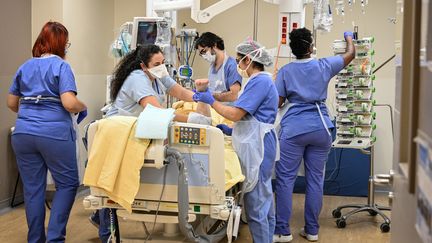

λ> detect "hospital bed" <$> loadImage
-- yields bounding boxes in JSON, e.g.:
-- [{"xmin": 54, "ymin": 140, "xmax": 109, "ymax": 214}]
[{"xmin": 82, "ymin": 120, "xmax": 244, "ymax": 242}]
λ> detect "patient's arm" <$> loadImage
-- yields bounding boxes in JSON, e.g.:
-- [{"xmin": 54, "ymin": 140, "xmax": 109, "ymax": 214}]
[
  {"xmin": 174, "ymin": 112, "xmax": 188, "ymax": 122},
  {"xmin": 194, "ymin": 79, "xmax": 211, "ymax": 117},
  {"xmin": 195, "ymin": 102, "xmax": 211, "ymax": 117}
]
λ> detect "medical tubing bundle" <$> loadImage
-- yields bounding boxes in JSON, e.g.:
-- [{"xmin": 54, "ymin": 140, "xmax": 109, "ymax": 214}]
[
  {"xmin": 165, "ymin": 148, "xmax": 226, "ymax": 243},
  {"xmin": 145, "ymin": 165, "xmax": 168, "ymax": 242}
]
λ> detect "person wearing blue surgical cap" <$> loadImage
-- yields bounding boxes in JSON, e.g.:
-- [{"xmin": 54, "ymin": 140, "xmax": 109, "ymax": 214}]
[
  {"xmin": 7, "ymin": 21, "xmax": 87, "ymax": 243},
  {"xmin": 194, "ymin": 38, "xmax": 278, "ymax": 243},
  {"xmin": 273, "ymin": 28, "xmax": 355, "ymax": 242},
  {"xmin": 195, "ymin": 32, "xmax": 243, "ymax": 103}
]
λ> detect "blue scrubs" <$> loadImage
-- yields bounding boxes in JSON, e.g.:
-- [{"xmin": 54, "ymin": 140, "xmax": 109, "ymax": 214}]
[
  {"xmin": 9, "ymin": 55, "xmax": 79, "ymax": 243},
  {"xmin": 208, "ymin": 56, "xmax": 242, "ymax": 93},
  {"xmin": 222, "ymin": 56, "xmax": 242, "ymax": 90},
  {"xmin": 234, "ymin": 72, "xmax": 278, "ymax": 243},
  {"xmin": 274, "ymin": 56, "xmax": 344, "ymax": 236},
  {"xmin": 106, "ymin": 70, "xmax": 176, "ymax": 116}
]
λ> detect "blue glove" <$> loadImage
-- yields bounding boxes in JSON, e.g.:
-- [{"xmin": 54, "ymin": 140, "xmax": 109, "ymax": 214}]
[
  {"xmin": 344, "ymin": 31, "xmax": 353, "ymax": 39},
  {"xmin": 216, "ymin": 124, "xmax": 233, "ymax": 136},
  {"xmin": 192, "ymin": 90, "xmax": 215, "ymax": 105},
  {"xmin": 77, "ymin": 109, "xmax": 87, "ymax": 124}
]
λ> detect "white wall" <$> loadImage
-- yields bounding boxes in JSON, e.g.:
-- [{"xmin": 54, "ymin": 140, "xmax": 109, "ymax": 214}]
[
  {"xmin": 30, "ymin": 0, "xmax": 114, "ymax": 173},
  {"xmin": 0, "ymin": 0, "xmax": 32, "ymax": 208}
]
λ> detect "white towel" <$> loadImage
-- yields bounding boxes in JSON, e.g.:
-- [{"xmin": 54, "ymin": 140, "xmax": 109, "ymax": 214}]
[{"xmin": 135, "ymin": 104, "xmax": 175, "ymax": 139}]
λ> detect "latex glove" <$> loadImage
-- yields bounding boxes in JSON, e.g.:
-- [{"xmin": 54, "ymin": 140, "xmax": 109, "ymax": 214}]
[
  {"xmin": 192, "ymin": 90, "xmax": 215, "ymax": 105},
  {"xmin": 77, "ymin": 110, "xmax": 87, "ymax": 124},
  {"xmin": 344, "ymin": 31, "xmax": 353, "ymax": 40},
  {"xmin": 216, "ymin": 124, "xmax": 233, "ymax": 136}
]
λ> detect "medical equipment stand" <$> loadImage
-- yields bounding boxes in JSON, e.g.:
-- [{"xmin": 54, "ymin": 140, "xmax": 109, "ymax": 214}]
[{"xmin": 332, "ymin": 145, "xmax": 391, "ymax": 232}]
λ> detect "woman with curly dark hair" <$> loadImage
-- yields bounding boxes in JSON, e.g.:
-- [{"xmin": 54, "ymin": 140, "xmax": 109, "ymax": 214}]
[
  {"xmin": 105, "ymin": 44, "xmax": 210, "ymax": 119},
  {"xmin": 90, "ymin": 44, "xmax": 211, "ymax": 242}
]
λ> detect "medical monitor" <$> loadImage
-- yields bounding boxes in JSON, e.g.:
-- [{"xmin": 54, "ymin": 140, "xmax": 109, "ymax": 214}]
[{"xmin": 131, "ymin": 17, "xmax": 164, "ymax": 50}]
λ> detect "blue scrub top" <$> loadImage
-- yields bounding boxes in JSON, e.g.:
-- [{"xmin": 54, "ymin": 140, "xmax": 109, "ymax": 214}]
[
  {"xmin": 105, "ymin": 70, "xmax": 176, "ymax": 117},
  {"xmin": 275, "ymin": 56, "xmax": 345, "ymax": 139},
  {"xmin": 209, "ymin": 56, "xmax": 242, "ymax": 91},
  {"xmin": 9, "ymin": 55, "xmax": 78, "ymax": 141},
  {"xmin": 234, "ymin": 72, "xmax": 279, "ymax": 124}
]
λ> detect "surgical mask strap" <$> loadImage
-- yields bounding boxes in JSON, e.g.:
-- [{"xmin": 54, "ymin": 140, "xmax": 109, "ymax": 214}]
[
  {"xmin": 239, "ymin": 47, "xmax": 264, "ymax": 70},
  {"xmin": 299, "ymin": 38, "xmax": 312, "ymax": 45},
  {"xmin": 298, "ymin": 39, "xmax": 313, "ymax": 56}
]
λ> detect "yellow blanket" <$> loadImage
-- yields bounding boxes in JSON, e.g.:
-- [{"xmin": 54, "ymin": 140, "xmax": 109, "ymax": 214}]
[
  {"xmin": 83, "ymin": 116, "xmax": 150, "ymax": 213},
  {"xmin": 173, "ymin": 101, "xmax": 244, "ymax": 190}
]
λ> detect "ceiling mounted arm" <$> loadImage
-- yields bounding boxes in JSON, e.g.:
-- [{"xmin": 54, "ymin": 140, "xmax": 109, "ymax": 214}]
[
  {"xmin": 148, "ymin": 0, "xmax": 246, "ymax": 23},
  {"xmin": 191, "ymin": 0, "xmax": 246, "ymax": 23}
]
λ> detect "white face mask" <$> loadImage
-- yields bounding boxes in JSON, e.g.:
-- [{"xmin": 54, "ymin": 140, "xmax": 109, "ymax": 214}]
[
  {"xmin": 237, "ymin": 63, "xmax": 251, "ymax": 78},
  {"xmin": 148, "ymin": 64, "xmax": 169, "ymax": 79},
  {"xmin": 202, "ymin": 50, "xmax": 216, "ymax": 63}
]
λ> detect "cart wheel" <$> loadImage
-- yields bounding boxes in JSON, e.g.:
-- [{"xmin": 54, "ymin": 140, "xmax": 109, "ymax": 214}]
[
  {"xmin": 380, "ymin": 223, "xmax": 390, "ymax": 233},
  {"xmin": 332, "ymin": 209, "xmax": 342, "ymax": 218},
  {"xmin": 336, "ymin": 218, "xmax": 346, "ymax": 228}
]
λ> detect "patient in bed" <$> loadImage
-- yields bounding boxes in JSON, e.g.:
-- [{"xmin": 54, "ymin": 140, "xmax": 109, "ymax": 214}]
[{"xmin": 175, "ymin": 79, "xmax": 234, "ymax": 127}]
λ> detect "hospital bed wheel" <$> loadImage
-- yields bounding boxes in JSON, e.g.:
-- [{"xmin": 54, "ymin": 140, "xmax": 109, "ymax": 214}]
[
  {"xmin": 332, "ymin": 209, "xmax": 342, "ymax": 218},
  {"xmin": 336, "ymin": 219, "xmax": 346, "ymax": 228},
  {"xmin": 368, "ymin": 210, "xmax": 378, "ymax": 216},
  {"xmin": 380, "ymin": 223, "xmax": 390, "ymax": 233}
]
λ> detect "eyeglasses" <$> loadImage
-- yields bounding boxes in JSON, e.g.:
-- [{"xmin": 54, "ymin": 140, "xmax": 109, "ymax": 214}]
[
  {"xmin": 199, "ymin": 47, "xmax": 209, "ymax": 56},
  {"xmin": 66, "ymin": 42, "xmax": 71, "ymax": 49}
]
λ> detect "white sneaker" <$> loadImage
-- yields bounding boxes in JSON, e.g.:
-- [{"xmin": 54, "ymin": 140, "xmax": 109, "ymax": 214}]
[
  {"xmin": 273, "ymin": 234, "xmax": 293, "ymax": 242},
  {"xmin": 300, "ymin": 228, "xmax": 318, "ymax": 242}
]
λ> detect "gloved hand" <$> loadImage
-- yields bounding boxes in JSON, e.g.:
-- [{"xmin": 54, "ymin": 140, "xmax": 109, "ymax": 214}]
[
  {"xmin": 344, "ymin": 31, "xmax": 354, "ymax": 40},
  {"xmin": 192, "ymin": 90, "xmax": 215, "ymax": 105},
  {"xmin": 77, "ymin": 109, "xmax": 87, "ymax": 124},
  {"xmin": 216, "ymin": 124, "xmax": 233, "ymax": 136}
]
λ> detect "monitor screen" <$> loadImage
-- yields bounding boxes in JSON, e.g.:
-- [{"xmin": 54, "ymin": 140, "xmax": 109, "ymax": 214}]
[{"xmin": 136, "ymin": 21, "xmax": 158, "ymax": 46}]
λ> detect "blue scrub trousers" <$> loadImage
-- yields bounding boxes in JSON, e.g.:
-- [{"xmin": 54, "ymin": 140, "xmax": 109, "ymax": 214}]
[
  {"xmin": 274, "ymin": 129, "xmax": 331, "ymax": 236},
  {"xmin": 11, "ymin": 134, "xmax": 79, "ymax": 243},
  {"xmin": 244, "ymin": 132, "xmax": 276, "ymax": 243}
]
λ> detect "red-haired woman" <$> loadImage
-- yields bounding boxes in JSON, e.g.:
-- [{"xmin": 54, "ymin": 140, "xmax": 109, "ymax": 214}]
[{"xmin": 7, "ymin": 21, "xmax": 87, "ymax": 243}]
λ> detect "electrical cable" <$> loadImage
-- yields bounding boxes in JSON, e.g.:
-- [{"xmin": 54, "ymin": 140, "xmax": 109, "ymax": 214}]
[
  {"xmin": 145, "ymin": 165, "xmax": 168, "ymax": 243},
  {"xmin": 107, "ymin": 208, "xmax": 115, "ymax": 243},
  {"xmin": 120, "ymin": 31, "xmax": 129, "ymax": 54},
  {"xmin": 185, "ymin": 34, "xmax": 189, "ymax": 65},
  {"xmin": 175, "ymin": 38, "xmax": 182, "ymax": 66},
  {"xmin": 323, "ymin": 148, "xmax": 344, "ymax": 195},
  {"xmin": 373, "ymin": 54, "xmax": 396, "ymax": 74},
  {"xmin": 273, "ymin": 42, "xmax": 282, "ymax": 79},
  {"xmin": 374, "ymin": 104, "xmax": 394, "ymax": 141},
  {"xmin": 324, "ymin": 148, "xmax": 339, "ymax": 181},
  {"xmin": 191, "ymin": 48, "xmax": 197, "ymax": 67},
  {"xmin": 187, "ymin": 36, "xmax": 196, "ymax": 64}
]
